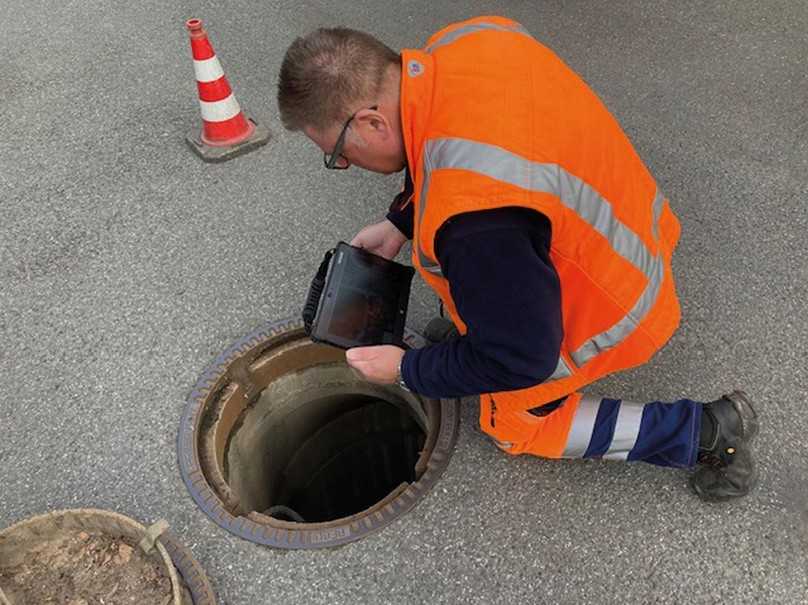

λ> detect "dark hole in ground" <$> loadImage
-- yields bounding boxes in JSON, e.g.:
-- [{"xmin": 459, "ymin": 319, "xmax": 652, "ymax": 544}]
[
  {"xmin": 226, "ymin": 383, "xmax": 427, "ymax": 524},
  {"xmin": 273, "ymin": 396, "xmax": 425, "ymax": 522}
]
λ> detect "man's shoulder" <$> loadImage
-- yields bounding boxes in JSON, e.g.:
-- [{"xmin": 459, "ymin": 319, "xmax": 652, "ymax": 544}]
[{"xmin": 423, "ymin": 16, "xmax": 526, "ymax": 50}]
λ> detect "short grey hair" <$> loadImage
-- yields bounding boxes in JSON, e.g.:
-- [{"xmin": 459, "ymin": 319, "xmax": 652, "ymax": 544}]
[{"xmin": 277, "ymin": 27, "xmax": 399, "ymax": 132}]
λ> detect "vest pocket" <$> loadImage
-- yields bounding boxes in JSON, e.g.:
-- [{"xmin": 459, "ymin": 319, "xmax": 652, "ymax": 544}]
[{"xmin": 481, "ymin": 394, "xmax": 544, "ymax": 454}]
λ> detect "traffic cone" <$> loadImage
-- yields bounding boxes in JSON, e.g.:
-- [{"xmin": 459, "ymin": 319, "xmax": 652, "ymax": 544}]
[{"xmin": 185, "ymin": 18, "xmax": 270, "ymax": 162}]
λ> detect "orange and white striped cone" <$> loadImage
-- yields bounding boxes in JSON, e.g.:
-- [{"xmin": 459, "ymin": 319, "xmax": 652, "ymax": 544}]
[{"xmin": 185, "ymin": 18, "xmax": 270, "ymax": 162}]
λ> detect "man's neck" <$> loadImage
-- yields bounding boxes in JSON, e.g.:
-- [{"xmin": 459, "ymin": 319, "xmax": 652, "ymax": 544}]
[{"xmin": 382, "ymin": 62, "xmax": 406, "ymax": 169}]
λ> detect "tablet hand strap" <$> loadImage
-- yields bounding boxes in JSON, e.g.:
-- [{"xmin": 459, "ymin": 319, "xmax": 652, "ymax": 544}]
[{"xmin": 302, "ymin": 248, "xmax": 335, "ymax": 335}]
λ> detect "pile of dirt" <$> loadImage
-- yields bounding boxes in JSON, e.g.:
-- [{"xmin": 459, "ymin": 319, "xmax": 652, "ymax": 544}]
[{"xmin": 0, "ymin": 528, "xmax": 173, "ymax": 604}]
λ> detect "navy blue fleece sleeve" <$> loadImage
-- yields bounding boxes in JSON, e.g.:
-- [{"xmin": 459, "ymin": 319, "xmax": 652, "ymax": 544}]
[
  {"xmin": 385, "ymin": 169, "xmax": 414, "ymax": 239},
  {"xmin": 386, "ymin": 202, "xmax": 413, "ymax": 239},
  {"xmin": 401, "ymin": 208, "xmax": 563, "ymax": 398}
]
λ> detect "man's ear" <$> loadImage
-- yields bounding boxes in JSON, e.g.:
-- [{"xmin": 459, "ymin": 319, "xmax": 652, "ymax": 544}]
[{"xmin": 356, "ymin": 108, "xmax": 390, "ymax": 139}]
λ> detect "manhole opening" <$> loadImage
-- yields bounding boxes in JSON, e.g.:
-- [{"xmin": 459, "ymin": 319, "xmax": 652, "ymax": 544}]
[
  {"xmin": 226, "ymin": 379, "xmax": 427, "ymax": 523},
  {"xmin": 180, "ymin": 321, "xmax": 460, "ymax": 548}
]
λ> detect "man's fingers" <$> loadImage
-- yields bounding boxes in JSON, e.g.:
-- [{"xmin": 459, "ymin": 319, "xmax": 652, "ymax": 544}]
[
  {"xmin": 346, "ymin": 357, "xmax": 369, "ymax": 369},
  {"xmin": 347, "ymin": 360, "xmax": 376, "ymax": 375},
  {"xmin": 346, "ymin": 353, "xmax": 372, "ymax": 371},
  {"xmin": 346, "ymin": 347, "xmax": 379, "ymax": 362},
  {"xmin": 346, "ymin": 358, "xmax": 376, "ymax": 381}
]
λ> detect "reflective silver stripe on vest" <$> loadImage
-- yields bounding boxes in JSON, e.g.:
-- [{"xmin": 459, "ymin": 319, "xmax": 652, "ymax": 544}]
[
  {"xmin": 549, "ymin": 355, "xmax": 573, "ymax": 381},
  {"xmin": 425, "ymin": 22, "xmax": 533, "ymax": 54},
  {"xmin": 602, "ymin": 400, "xmax": 645, "ymax": 460},
  {"xmin": 561, "ymin": 395, "xmax": 601, "ymax": 457},
  {"xmin": 417, "ymin": 137, "xmax": 667, "ymax": 370},
  {"xmin": 570, "ymin": 257, "xmax": 662, "ymax": 367},
  {"xmin": 416, "ymin": 141, "xmax": 443, "ymax": 275}
]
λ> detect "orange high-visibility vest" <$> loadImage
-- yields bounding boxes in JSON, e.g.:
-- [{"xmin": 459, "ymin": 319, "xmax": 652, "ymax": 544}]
[{"xmin": 400, "ymin": 16, "xmax": 682, "ymax": 413}]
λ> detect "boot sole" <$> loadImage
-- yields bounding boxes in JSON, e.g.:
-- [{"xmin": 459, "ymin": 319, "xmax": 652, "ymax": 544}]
[{"xmin": 689, "ymin": 464, "xmax": 759, "ymax": 503}]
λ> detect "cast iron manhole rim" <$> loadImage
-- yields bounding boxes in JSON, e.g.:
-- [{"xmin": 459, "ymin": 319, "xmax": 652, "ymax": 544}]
[
  {"xmin": 177, "ymin": 317, "xmax": 460, "ymax": 549},
  {"xmin": 161, "ymin": 530, "xmax": 217, "ymax": 604}
]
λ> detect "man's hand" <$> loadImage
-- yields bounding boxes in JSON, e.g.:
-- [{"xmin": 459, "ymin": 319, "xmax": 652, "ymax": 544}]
[
  {"xmin": 350, "ymin": 219, "xmax": 408, "ymax": 260},
  {"xmin": 346, "ymin": 345, "xmax": 405, "ymax": 384}
]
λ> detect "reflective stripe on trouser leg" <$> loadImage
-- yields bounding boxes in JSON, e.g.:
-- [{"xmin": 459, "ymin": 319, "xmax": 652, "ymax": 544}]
[
  {"xmin": 602, "ymin": 400, "xmax": 644, "ymax": 460},
  {"xmin": 568, "ymin": 398, "xmax": 643, "ymax": 460},
  {"xmin": 561, "ymin": 395, "xmax": 601, "ymax": 457},
  {"xmin": 483, "ymin": 393, "xmax": 698, "ymax": 468},
  {"xmin": 577, "ymin": 398, "xmax": 700, "ymax": 468},
  {"xmin": 483, "ymin": 393, "xmax": 587, "ymax": 458},
  {"xmin": 481, "ymin": 394, "xmax": 645, "ymax": 460},
  {"xmin": 561, "ymin": 397, "xmax": 645, "ymax": 460},
  {"xmin": 626, "ymin": 399, "xmax": 702, "ymax": 469}
]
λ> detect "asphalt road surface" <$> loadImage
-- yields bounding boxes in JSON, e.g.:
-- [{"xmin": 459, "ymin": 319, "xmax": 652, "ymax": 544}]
[{"xmin": 2, "ymin": 1, "xmax": 806, "ymax": 603}]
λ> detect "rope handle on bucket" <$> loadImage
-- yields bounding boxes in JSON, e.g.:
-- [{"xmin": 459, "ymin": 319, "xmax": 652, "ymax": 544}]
[{"xmin": 138, "ymin": 519, "xmax": 170, "ymax": 554}]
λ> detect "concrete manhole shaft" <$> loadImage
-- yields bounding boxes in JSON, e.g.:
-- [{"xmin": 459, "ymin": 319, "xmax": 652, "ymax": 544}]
[{"xmin": 178, "ymin": 318, "xmax": 460, "ymax": 549}]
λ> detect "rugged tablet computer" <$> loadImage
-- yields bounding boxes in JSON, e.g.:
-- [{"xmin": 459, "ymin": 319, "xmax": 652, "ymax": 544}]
[{"xmin": 303, "ymin": 242, "xmax": 415, "ymax": 350}]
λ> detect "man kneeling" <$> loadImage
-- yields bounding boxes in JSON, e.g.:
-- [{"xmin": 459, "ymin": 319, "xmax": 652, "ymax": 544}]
[{"xmin": 277, "ymin": 17, "xmax": 758, "ymax": 502}]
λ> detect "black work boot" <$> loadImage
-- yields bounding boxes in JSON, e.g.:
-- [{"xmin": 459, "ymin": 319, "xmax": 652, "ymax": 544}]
[
  {"xmin": 423, "ymin": 317, "xmax": 459, "ymax": 344},
  {"xmin": 689, "ymin": 390, "xmax": 759, "ymax": 502}
]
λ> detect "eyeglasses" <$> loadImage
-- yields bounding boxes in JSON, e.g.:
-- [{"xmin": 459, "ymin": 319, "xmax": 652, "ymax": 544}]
[{"xmin": 323, "ymin": 105, "xmax": 378, "ymax": 170}]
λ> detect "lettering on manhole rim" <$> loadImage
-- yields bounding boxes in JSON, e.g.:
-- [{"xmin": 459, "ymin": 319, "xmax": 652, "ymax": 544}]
[{"xmin": 308, "ymin": 526, "xmax": 351, "ymax": 544}]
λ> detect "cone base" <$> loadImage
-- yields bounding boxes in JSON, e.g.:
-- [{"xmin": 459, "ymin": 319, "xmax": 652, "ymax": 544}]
[{"xmin": 186, "ymin": 116, "xmax": 270, "ymax": 163}]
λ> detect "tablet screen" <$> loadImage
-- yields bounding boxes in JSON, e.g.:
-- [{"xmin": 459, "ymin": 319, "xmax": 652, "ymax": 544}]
[
  {"xmin": 322, "ymin": 244, "xmax": 408, "ymax": 346},
  {"xmin": 327, "ymin": 288, "xmax": 399, "ymax": 343}
]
